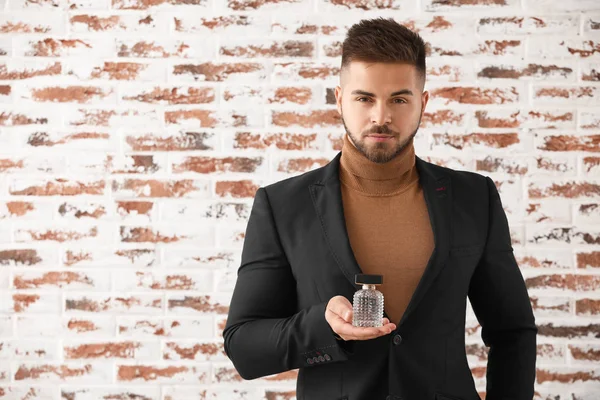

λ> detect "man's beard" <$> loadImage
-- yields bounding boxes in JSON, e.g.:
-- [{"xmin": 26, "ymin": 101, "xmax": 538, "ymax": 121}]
[{"xmin": 341, "ymin": 111, "xmax": 421, "ymax": 164}]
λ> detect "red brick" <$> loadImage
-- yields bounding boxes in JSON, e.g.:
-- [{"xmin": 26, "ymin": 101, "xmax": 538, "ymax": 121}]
[
  {"xmin": 568, "ymin": 344, "xmax": 600, "ymax": 362},
  {"xmin": 15, "ymin": 226, "xmax": 98, "ymax": 243},
  {"xmin": 227, "ymin": 0, "xmax": 304, "ymax": 10},
  {"xmin": 432, "ymin": 133, "xmax": 520, "ymax": 150},
  {"xmin": 535, "ymin": 134, "xmax": 600, "ymax": 152},
  {"xmin": 172, "ymin": 62, "xmax": 265, "ymax": 82},
  {"xmin": 476, "ymin": 156, "xmax": 528, "ymax": 175},
  {"xmin": 537, "ymin": 323, "xmax": 600, "ymax": 339},
  {"xmin": 215, "ymin": 180, "xmax": 260, "ymax": 198},
  {"xmin": 58, "ymin": 202, "xmax": 107, "ymax": 219},
  {"xmin": 13, "ymin": 271, "xmax": 96, "ymax": 289},
  {"xmin": 577, "ymin": 251, "xmax": 600, "ymax": 268},
  {"xmin": 163, "ymin": 341, "xmax": 226, "ymax": 360},
  {"xmin": 478, "ymin": 63, "xmax": 573, "ymax": 79},
  {"xmin": 23, "ymin": 38, "xmax": 107, "ymax": 57},
  {"xmin": 9, "ymin": 179, "xmax": 105, "ymax": 196},
  {"xmin": 421, "ymin": 109, "xmax": 466, "ymax": 128},
  {"xmin": 112, "ymin": 178, "xmax": 207, "ymax": 198},
  {"xmin": 576, "ymin": 299, "xmax": 600, "ymax": 315},
  {"xmin": 121, "ymin": 86, "xmax": 215, "ymax": 105},
  {"xmin": 526, "ymin": 274, "xmax": 600, "ymax": 291},
  {"xmin": 233, "ymin": 132, "xmax": 319, "ymax": 150},
  {"xmin": 172, "ymin": 156, "xmax": 263, "ymax": 174},
  {"xmin": 220, "ymin": 41, "xmax": 313, "ymax": 58},
  {"xmin": 277, "ymin": 157, "xmax": 329, "ymax": 173},
  {"xmin": 529, "ymin": 181, "xmax": 600, "ymax": 199},
  {"xmin": 430, "ymin": 86, "xmax": 519, "ymax": 104},
  {"xmin": 164, "ymin": 110, "xmax": 217, "ymax": 127},
  {"xmin": 167, "ymin": 295, "xmax": 229, "ymax": 314},
  {"xmin": 125, "ymin": 131, "xmax": 215, "ymax": 151},
  {"xmin": 113, "ymin": 0, "xmax": 206, "ymax": 9},
  {"xmin": 272, "ymin": 62, "xmax": 338, "ymax": 81},
  {"xmin": 272, "ymin": 110, "xmax": 340, "ymax": 128},
  {"xmin": 0, "ymin": 249, "xmax": 42, "ymax": 266},
  {"xmin": 536, "ymin": 368, "xmax": 600, "ymax": 384},
  {"xmin": 0, "ymin": 61, "xmax": 61, "ymax": 79},
  {"xmin": 64, "ymin": 342, "xmax": 143, "ymax": 359}
]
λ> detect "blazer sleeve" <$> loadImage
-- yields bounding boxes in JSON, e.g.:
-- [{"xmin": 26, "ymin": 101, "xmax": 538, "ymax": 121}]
[
  {"xmin": 222, "ymin": 187, "xmax": 353, "ymax": 380},
  {"xmin": 467, "ymin": 176, "xmax": 538, "ymax": 400}
]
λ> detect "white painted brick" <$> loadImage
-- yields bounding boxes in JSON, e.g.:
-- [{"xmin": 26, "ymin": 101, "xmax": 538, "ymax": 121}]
[
  {"xmin": 0, "ymin": 201, "xmax": 57, "ymax": 220},
  {"xmin": 0, "ymin": 12, "xmax": 67, "ymax": 35},
  {"xmin": 0, "ymin": 339, "xmax": 60, "ymax": 361},
  {"xmin": 0, "ymin": 316, "xmax": 13, "ymax": 337},
  {"xmin": 12, "ymin": 270, "xmax": 112, "ymax": 291},
  {"xmin": 524, "ymin": 0, "xmax": 600, "ymax": 12},
  {"xmin": 160, "ymin": 248, "xmax": 236, "ymax": 269},
  {"xmin": 8, "ymin": 0, "xmax": 109, "ymax": 9},
  {"xmin": 528, "ymin": 38, "xmax": 600, "ymax": 60},
  {"xmin": 64, "ymin": 59, "xmax": 166, "ymax": 82},
  {"xmin": 159, "ymin": 200, "xmax": 250, "ymax": 223},
  {"xmin": 477, "ymin": 15, "xmax": 579, "ymax": 35},
  {"xmin": 0, "ymin": 1, "xmax": 597, "ymax": 395},
  {"xmin": 174, "ymin": 13, "xmax": 271, "ymax": 35},
  {"xmin": 59, "ymin": 387, "xmax": 160, "ymax": 400},
  {"xmin": 525, "ymin": 201, "xmax": 572, "ymax": 224},
  {"xmin": 0, "ymin": 386, "xmax": 57, "ymax": 399},
  {"xmin": 69, "ymin": 12, "xmax": 170, "ymax": 34},
  {"xmin": 113, "ymin": 269, "xmax": 213, "ymax": 292},
  {"xmin": 60, "ymin": 247, "xmax": 158, "ymax": 268},
  {"xmin": 116, "ymin": 38, "xmax": 215, "ymax": 59},
  {"xmin": 13, "ymin": 361, "xmax": 112, "ymax": 383}
]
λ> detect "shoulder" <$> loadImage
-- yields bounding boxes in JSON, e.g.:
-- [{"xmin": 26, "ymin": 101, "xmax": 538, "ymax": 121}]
[
  {"xmin": 261, "ymin": 158, "xmax": 332, "ymax": 199},
  {"xmin": 419, "ymin": 157, "xmax": 490, "ymax": 189}
]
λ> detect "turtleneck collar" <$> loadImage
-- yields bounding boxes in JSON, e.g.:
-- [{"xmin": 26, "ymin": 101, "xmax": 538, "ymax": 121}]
[{"xmin": 339, "ymin": 133, "xmax": 419, "ymax": 196}]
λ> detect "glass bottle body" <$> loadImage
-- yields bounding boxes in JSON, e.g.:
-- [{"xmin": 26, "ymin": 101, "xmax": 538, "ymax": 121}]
[{"xmin": 352, "ymin": 284, "xmax": 384, "ymax": 327}]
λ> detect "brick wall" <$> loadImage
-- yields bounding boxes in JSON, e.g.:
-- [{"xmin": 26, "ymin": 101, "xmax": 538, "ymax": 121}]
[{"xmin": 0, "ymin": 0, "xmax": 599, "ymax": 398}]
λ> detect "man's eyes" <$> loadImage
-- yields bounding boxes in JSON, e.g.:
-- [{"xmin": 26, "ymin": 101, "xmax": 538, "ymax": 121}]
[{"xmin": 356, "ymin": 97, "xmax": 406, "ymax": 104}]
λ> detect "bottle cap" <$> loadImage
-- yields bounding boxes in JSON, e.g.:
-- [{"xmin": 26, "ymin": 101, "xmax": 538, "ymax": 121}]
[{"xmin": 355, "ymin": 274, "xmax": 383, "ymax": 285}]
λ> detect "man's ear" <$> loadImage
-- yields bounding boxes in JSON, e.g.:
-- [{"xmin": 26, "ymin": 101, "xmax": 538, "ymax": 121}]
[
  {"xmin": 421, "ymin": 90, "xmax": 429, "ymax": 118},
  {"xmin": 335, "ymin": 86, "xmax": 342, "ymax": 115}
]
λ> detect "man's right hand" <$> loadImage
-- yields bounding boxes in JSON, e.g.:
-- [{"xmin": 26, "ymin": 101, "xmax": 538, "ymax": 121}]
[{"xmin": 325, "ymin": 295, "xmax": 396, "ymax": 341}]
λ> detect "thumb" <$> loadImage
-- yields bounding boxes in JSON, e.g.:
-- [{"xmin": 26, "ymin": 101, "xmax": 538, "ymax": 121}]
[{"xmin": 344, "ymin": 309, "xmax": 352, "ymax": 322}]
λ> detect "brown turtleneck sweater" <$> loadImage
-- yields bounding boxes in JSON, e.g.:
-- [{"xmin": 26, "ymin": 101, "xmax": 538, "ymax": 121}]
[{"xmin": 339, "ymin": 134, "xmax": 435, "ymax": 326}]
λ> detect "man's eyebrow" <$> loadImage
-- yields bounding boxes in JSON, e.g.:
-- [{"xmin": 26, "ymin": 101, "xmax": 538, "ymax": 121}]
[{"xmin": 350, "ymin": 89, "xmax": 414, "ymax": 97}]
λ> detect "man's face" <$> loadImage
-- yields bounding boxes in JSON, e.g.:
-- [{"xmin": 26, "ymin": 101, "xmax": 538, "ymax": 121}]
[{"xmin": 334, "ymin": 61, "xmax": 429, "ymax": 164}]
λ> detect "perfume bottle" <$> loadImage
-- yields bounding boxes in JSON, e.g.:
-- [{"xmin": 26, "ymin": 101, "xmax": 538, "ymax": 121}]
[{"xmin": 352, "ymin": 274, "xmax": 384, "ymax": 328}]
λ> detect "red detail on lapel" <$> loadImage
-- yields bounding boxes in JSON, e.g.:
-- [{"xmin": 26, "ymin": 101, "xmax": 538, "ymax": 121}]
[{"xmin": 436, "ymin": 186, "xmax": 446, "ymax": 191}]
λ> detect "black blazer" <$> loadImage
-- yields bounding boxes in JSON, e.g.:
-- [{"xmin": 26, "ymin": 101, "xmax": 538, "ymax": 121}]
[{"xmin": 223, "ymin": 152, "xmax": 537, "ymax": 400}]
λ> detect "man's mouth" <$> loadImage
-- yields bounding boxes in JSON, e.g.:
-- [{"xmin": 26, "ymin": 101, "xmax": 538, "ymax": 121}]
[{"xmin": 366, "ymin": 134, "xmax": 393, "ymax": 142}]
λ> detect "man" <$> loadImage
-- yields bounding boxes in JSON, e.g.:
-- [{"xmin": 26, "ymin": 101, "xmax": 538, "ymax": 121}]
[{"xmin": 223, "ymin": 17, "xmax": 537, "ymax": 400}]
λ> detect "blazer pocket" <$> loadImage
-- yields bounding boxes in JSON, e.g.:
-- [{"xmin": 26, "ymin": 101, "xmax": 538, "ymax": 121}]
[
  {"xmin": 435, "ymin": 393, "xmax": 465, "ymax": 400},
  {"xmin": 449, "ymin": 244, "xmax": 484, "ymax": 257}
]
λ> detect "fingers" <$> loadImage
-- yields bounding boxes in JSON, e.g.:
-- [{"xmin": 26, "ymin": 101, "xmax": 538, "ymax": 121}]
[
  {"xmin": 334, "ymin": 321, "xmax": 396, "ymax": 341},
  {"xmin": 331, "ymin": 298, "xmax": 353, "ymax": 323}
]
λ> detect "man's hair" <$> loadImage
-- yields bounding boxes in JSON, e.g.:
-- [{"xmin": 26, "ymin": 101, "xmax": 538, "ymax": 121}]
[{"xmin": 341, "ymin": 17, "xmax": 427, "ymax": 86}]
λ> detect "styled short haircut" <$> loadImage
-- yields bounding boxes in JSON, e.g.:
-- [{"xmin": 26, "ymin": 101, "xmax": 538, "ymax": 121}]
[{"xmin": 340, "ymin": 17, "xmax": 427, "ymax": 86}]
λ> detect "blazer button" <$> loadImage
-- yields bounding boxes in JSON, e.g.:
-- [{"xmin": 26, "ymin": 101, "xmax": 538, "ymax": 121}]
[
  {"xmin": 313, "ymin": 356, "xmax": 319, "ymax": 363},
  {"xmin": 318, "ymin": 355, "xmax": 325, "ymax": 362},
  {"xmin": 324, "ymin": 354, "xmax": 331, "ymax": 361},
  {"xmin": 307, "ymin": 358, "xmax": 314, "ymax": 364},
  {"xmin": 393, "ymin": 334, "xmax": 403, "ymax": 345}
]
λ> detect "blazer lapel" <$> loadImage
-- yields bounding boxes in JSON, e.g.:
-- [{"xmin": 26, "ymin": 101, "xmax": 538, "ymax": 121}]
[
  {"xmin": 309, "ymin": 152, "xmax": 452, "ymax": 328},
  {"xmin": 309, "ymin": 152, "xmax": 362, "ymax": 291}
]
